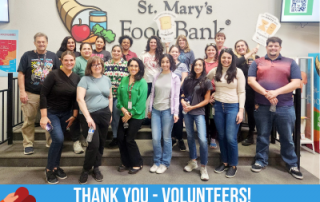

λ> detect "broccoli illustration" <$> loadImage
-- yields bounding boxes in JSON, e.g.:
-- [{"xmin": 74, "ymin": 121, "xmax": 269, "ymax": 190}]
[
  {"xmin": 92, "ymin": 24, "xmax": 116, "ymax": 43},
  {"xmin": 92, "ymin": 24, "xmax": 104, "ymax": 36}
]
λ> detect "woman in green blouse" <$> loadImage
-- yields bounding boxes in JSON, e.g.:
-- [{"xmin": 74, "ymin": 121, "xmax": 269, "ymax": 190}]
[{"xmin": 116, "ymin": 58, "xmax": 148, "ymax": 174}]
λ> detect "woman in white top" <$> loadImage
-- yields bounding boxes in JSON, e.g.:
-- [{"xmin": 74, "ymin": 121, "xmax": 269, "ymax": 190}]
[{"xmin": 207, "ymin": 48, "xmax": 246, "ymax": 178}]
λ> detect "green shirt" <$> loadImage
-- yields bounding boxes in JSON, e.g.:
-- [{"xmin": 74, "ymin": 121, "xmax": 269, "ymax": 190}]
[
  {"xmin": 73, "ymin": 56, "xmax": 87, "ymax": 78},
  {"xmin": 117, "ymin": 76, "xmax": 148, "ymax": 119}
]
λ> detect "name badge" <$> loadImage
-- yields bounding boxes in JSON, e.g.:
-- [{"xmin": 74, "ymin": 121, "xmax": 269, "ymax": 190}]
[{"xmin": 128, "ymin": 101, "xmax": 132, "ymax": 109}]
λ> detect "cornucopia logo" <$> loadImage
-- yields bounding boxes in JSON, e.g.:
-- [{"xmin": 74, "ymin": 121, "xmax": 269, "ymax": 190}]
[{"xmin": 56, "ymin": 0, "xmax": 116, "ymax": 43}]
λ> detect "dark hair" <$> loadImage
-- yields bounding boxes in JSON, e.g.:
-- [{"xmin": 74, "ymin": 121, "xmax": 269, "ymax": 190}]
[
  {"xmin": 215, "ymin": 48, "xmax": 237, "ymax": 84},
  {"xmin": 266, "ymin": 37, "xmax": 282, "ymax": 46},
  {"xmin": 111, "ymin": 45, "xmax": 123, "ymax": 53},
  {"xmin": 145, "ymin": 36, "xmax": 163, "ymax": 62},
  {"xmin": 159, "ymin": 54, "xmax": 176, "ymax": 71},
  {"xmin": 61, "ymin": 50, "xmax": 76, "ymax": 60},
  {"xmin": 85, "ymin": 56, "xmax": 105, "ymax": 76},
  {"xmin": 204, "ymin": 43, "xmax": 218, "ymax": 61},
  {"xmin": 58, "ymin": 36, "xmax": 77, "ymax": 52},
  {"xmin": 118, "ymin": 35, "xmax": 133, "ymax": 47},
  {"xmin": 183, "ymin": 59, "xmax": 208, "ymax": 98},
  {"xmin": 168, "ymin": 45, "xmax": 180, "ymax": 53},
  {"xmin": 214, "ymin": 32, "xmax": 226, "ymax": 39},
  {"xmin": 80, "ymin": 42, "xmax": 93, "ymax": 51},
  {"xmin": 127, "ymin": 58, "xmax": 145, "ymax": 81},
  {"xmin": 95, "ymin": 36, "xmax": 106, "ymax": 50}
]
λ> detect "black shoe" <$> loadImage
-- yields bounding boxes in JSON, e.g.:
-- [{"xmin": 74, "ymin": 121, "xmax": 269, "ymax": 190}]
[
  {"xmin": 54, "ymin": 167, "xmax": 67, "ymax": 179},
  {"xmin": 79, "ymin": 170, "xmax": 89, "ymax": 184},
  {"xmin": 214, "ymin": 163, "xmax": 229, "ymax": 173},
  {"xmin": 251, "ymin": 163, "xmax": 265, "ymax": 172},
  {"xmin": 118, "ymin": 165, "xmax": 129, "ymax": 172},
  {"xmin": 178, "ymin": 139, "xmax": 186, "ymax": 151},
  {"xmin": 92, "ymin": 167, "xmax": 103, "ymax": 182},
  {"xmin": 35, "ymin": 123, "xmax": 40, "ymax": 127},
  {"xmin": 242, "ymin": 138, "xmax": 254, "ymax": 146},
  {"xmin": 129, "ymin": 166, "xmax": 143, "ymax": 174},
  {"xmin": 226, "ymin": 166, "xmax": 237, "ymax": 178},
  {"xmin": 172, "ymin": 138, "xmax": 177, "ymax": 148},
  {"xmin": 108, "ymin": 138, "xmax": 118, "ymax": 148},
  {"xmin": 289, "ymin": 167, "xmax": 303, "ymax": 180},
  {"xmin": 45, "ymin": 169, "xmax": 59, "ymax": 184}
]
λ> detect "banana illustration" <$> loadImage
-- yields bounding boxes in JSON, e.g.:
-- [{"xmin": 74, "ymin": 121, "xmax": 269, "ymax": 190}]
[{"xmin": 316, "ymin": 55, "xmax": 320, "ymax": 77}]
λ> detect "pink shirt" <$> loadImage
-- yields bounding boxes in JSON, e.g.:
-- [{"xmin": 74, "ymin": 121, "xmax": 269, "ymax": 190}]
[{"xmin": 124, "ymin": 50, "xmax": 138, "ymax": 61}]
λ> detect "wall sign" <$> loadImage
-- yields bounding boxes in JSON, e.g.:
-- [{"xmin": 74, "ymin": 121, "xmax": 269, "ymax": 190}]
[{"xmin": 0, "ymin": 30, "xmax": 18, "ymax": 76}]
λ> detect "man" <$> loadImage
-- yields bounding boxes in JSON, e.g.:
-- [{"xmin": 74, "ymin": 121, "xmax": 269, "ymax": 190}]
[
  {"xmin": 18, "ymin": 32, "xmax": 60, "ymax": 155},
  {"xmin": 248, "ymin": 37, "xmax": 303, "ymax": 180}
]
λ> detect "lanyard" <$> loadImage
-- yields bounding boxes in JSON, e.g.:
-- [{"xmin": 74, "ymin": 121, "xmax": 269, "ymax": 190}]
[
  {"xmin": 128, "ymin": 82, "xmax": 135, "ymax": 100},
  {"xmin": 36, "ymin": 51, "xmax": 46, "ymax": 70}
]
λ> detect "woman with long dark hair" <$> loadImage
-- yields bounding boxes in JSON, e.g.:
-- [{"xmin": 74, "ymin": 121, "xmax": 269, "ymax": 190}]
[
  {"xmin": 207, "ymin": 48, "xmax": 246, "ymax": 178},
  {"xmin": 181, "ymin": 59, "xmax": 212, "ymax": 181},
  {"xmin": 119, "ymin": 35, "xmax": 138, "ymax": 61},
  {"xmin": 92, "ymin": 36, "xmax": 111, "ymax": 62},
  {"xmin": 56, "ymin": 36, "xmax": 80, "ymax": 59},
  {"xmin": 234, "ymin": 40, "xmax": 259, "ymax": 146}
]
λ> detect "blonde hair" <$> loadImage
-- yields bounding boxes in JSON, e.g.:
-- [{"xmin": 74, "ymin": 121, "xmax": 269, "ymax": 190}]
[
  {"xmin": 175, "ymin": 35, "xmax": 191, "ymax": 53},
  {"xmin": 234, "ymin": 40, "xmax": 256, "ymax": 60},
  {"xmin": 34, "ymin": 32, "xmax": 48, "ymax": 42}
]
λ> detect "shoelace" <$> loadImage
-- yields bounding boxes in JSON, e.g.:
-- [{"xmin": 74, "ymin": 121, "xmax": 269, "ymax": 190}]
[
  {"xmin": 201, "ymin": 167, "xmax": 208, "ymax": 174},
  {"xmin": 290, "ymin": 167, "xmax": 299, "ymax": 172}
]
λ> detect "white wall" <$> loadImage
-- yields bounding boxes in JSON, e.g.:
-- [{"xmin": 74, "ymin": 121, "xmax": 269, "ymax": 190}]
[{"xmin": 0, "ymin": 0, "xmax": 319, "ymax": 90}]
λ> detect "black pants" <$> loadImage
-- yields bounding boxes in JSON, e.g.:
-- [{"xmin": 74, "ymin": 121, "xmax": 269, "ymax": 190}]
[
  {"xmin": 117, "ymin": 117, "xmax": 143, "ymax": 167},
  {"xmin": 70, "ymin": 117, "xmax": 81, "ymax": 142},
  {"xmin": 172, "ymin": 100, "xmax": 183, "ymax": 140},
  {"xmin": 245, "ymin": 88, "xmax": 256, "ymax": 132},
  {"xmin": 205, "ymin": 104, "xmax": 217, "ymax": 140},
  {"xmin": 147, "ymin": 83, "xmax": 152, "ymax": 98},
  {"xmin": 79, "ymin": 107, "xmax": 111, "ymax": 171}
]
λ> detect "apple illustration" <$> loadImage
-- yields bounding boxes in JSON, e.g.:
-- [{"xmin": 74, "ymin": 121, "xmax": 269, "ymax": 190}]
[{"xmin": 71, "ymin": 18, "xmax": 91, "ymax": 42}]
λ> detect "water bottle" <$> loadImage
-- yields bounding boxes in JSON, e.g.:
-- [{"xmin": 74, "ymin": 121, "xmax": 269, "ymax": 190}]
[
  {"xmin": 87, "ymin": 126, "xmax": 95, "ymax": 142},
  {"xmin": 269, "ymin": 104, "xmax": 276, "ymax": 112},
  {"xmin": 182, "ymin": 101, "xmax": 190, "ymax": 114}
]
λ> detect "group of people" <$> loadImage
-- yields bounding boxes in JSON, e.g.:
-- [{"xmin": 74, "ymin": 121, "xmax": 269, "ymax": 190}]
[{"xmin": 17, "ymin": 31, "xmax": 303, "ymax": 184}]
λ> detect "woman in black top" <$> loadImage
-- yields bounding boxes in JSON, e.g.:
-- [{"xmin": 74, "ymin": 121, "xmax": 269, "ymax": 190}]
[
  {"xmin": 40, "ymin": 51, "xmax": 80, "ymax": 184},
  {"xmin": 234, "ymin": 40, "xmax": 259, "ymax": 145},
  {"xmin": 56, "ymin": 36, "xmax": 80, "ymax": 59}
]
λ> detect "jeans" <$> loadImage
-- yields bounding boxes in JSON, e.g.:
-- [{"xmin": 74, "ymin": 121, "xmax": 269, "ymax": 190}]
[
  {"xmin": 214, "ymin": 101, "xmax": 240, "ymax": 166},
  {"xmin": 47, "ymin": 109, "xmax": 72, "ymax": 170},
  {"xmin": 117, "ymin": 118, "xmax": 144, "ymax": 167},
  {"xmin": 151, "ymin": 108, "xmax": 174, "ymax": 167},
  {"xmin": 111, "ymin": 98, "xmax": 121, "ymax": 138},
  {"xmin": 254, "ymin": 105, "xmax": 298, "ymax": 168},
  {"xmin": 184, "ymin": 113, "xmax": 208, "ymax": 165}
]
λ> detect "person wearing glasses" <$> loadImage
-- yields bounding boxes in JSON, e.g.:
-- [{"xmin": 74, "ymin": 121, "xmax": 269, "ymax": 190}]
[
  {"xmin": 207, "ymin": 48, "xmax": 246, "ymax": 178},
  {"xmin": 104, "ymin": 45, "xmax": 129, "ymax": 148},
  {"xmin": 77, "ymin": 56, "xmax": 112, "ymax": 184},
  {"xmin": 116, "ymin": 58, "xmax": 148, "ymax": 174}
]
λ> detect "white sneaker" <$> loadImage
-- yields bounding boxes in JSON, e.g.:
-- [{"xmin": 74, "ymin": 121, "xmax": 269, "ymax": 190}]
[
  {"xmin": 80, "ymin": 135, "xmax": 88, "ymax": 147},
  {"xmin": 156, "ymin": 164, "xmax": 167, "ymax": 174},
  {"xmin": 184, "ymin": 160, "xmax": 198, "ymax": 172},
  {"xmin": 200, "ymin": 166, "xmax": 209, "ymax": 181},
  {"xmin": 73, "ymin": 140, "xmax": 84, "ymax": 154},
  {"xmin": 150, "ymin": 164, "xmax": 159, "ymax": 173}
]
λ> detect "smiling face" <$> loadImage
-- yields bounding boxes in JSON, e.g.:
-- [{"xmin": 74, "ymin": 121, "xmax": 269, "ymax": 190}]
[
  {"xmin": 91, "ymin": 60, "xmax": 103, "ymax": 75},
  {"xmin": 161, "ymin": 57, "xmax": 171, "ymax": 72},
  {"xmin": 149, "ymin": 39, "xmax": 157, "ymax": 51},
  {"xmin": 95, "ymin": 38, "xmax": 105, "ymax": 50},
  {"xmin": 61, "ymin": 54, "xmax": 75, "ymax": 71},
  {"xmin": 221, "ymin": 52, "xmax": 232, "ymax": 67},
  {"xmin": 215, "ymin": 36, "xmax": 225, "ymax": 47},
  {"xmin": 112, "ymin": 46, "xmax": 122, "ymax": 61},
  {"xmin": 266, "ymin": 42, "xmax": 281, "ymax": 58},
  {"xmin": 235, "ymin": 41, "xmax": 248, "ymax": 56},
  {"xmin": 34, "ymin": 36, "xmax": 48, "ymax": 53},
  {"xmin": 121, "ymin": 38, "xmax": 131, "ymax": 51},
  {"xmin": 128, "ymin": 60, "xmax": 140, "ymax": 76},
  {"xmin": 66, "ymin": 38, "xmax": 76, "ymax": 51},
  {"xmin": 169, "ymin": 47, "xmax": 180, "ymax": 61},
  {"xmin": 80, "ymin": 44, "xmax": 92, "ymax": 59},
  {"xmin": 194, "ymin": 60, "xmax": 204, "ymax": 76},
  {"xmin": 206, "ymin": 46, "xmax": 217, "ymax": 59},
  {"xmin": 178, "ymin": 38, "xmax": 186, "ymax": 50}
]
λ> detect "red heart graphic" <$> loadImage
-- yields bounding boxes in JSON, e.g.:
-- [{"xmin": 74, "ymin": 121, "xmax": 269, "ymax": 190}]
[
  {"xmin": 21, "ymin": 195, "xmax": 36, "ymax": 202},
  {"xmin": 14, "ymin": 187, "xmax": 29, "ymax": 202}
]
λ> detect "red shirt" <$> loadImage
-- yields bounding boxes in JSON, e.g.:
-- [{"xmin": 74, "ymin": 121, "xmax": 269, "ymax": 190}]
[
  {"xmin": 205, "ymin": 60, "xmax": 218, "ymax": 90},
  {"xmin": 123, "ymin": 50, "xmax": 138, "ymax": 61}
]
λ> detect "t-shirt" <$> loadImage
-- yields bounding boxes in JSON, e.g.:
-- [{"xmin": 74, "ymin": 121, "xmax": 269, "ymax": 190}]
[
  {"xmin": 17, "ymin": 50, "xmax": 60, "ymax": 94},
  {"xmin": 182, "ymin": 78, "xmax": 213, "ymax": 115},
  {"xmin": 56, "ymin": 50, "xmax": 80, "ymax": 59},
  {"xmin": 40, "ymin": 69, "xmax": 80, "ymax": 111},
  {"xmin": 139, "ymin": 51, "xmax": 161, "ymax": 83},
  {"xmin": 72, "ymin": 56, "xmax": 88, "ymax": 78},
  {"xmin": 178, "ymin": 50, "xmax": 195, "ymax": 70},
  {"xmin": 248, "ymin": 54, "xmax": 301, "ymax": 107},
  {"xmin": 123, "ymin": 50, "xmax": 138, "ymax": 61},
  {"xmin": 77, "ymin": 75, "xmax": 111, "ymax": 114},
  {"xmin": 92, "ymin": 49, "xmax": 111, "ymax": 62},
  {"xmin": 153, "ymin": 72, "xmax": 172, "ymax": 111},
  {"xmin": 173, "ymin": 62, "xmax": 189, "ymax": 81}
]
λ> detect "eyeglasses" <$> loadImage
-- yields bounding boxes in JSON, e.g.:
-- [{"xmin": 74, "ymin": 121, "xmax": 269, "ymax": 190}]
[{"xmin": 91, "ymin": 63, "xmax": 102, "ymax": 68}]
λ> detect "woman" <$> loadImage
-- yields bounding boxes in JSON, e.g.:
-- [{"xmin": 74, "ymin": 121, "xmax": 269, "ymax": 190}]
[
  {"xmin": 139, "ymin": 35, "xmax": 163, "ymax": 97},
  {"xmin": 175, "ymin": 35, "xmax": 195, "ymax": 70},
  {"xmin": 104, "ymin": 45, "xmax": 129, "ymax": 148},
  {"xmin": 147, "ymin": 54, "xmax": 180, "ymax": 174},
  {"xmin": 169, "ymin": 45, "xmax": 188, "ymax": 151},
  {"xmin": 119, "ymin": 35, "xmax": 138, "ymax": 61},
  {"xmin": 56, "ymin": 36, "xmax": 80, "ymax": 59},
  {"xmin": 40, "ymin": 51, "xmax": 80, "ymax": 184},
  {"xmin": 234, "ymin": 40, "xmax": 259, "ymax": 146},
  {"xmin": 92, "ymin": 36, "xmax": 111, "ymax": 62},
  {"xmin": 214, "ymin": 32, "xmax": 227, "ymax": 54},
  {"xmin": 204, "ymin": 43, "xmax": 219, "ymax": 149},
  {"xmin": 116, "ymin": 58, "xmax": 148, "ymax": 174},
  {"xmin": 207, "ymin": 48, "xmax": 246, "ymax": 178},
  {"xmin": 72, "ymin": 43, "xmax": 93, "ymax": 154},
  {"xmin": 181, "ymin": 59, "xmax": 212, "ymax": 181},
  {"xmin": 77, "ymin": 56, "xmax": 112, "ymax": 184}
]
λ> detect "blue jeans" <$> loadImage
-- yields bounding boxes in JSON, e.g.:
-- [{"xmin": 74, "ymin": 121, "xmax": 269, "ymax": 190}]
[
  {"xmin": 254, "ymin": 105, "xmax": 298, "ymax": 168},
  {"xmin": 111, "ymin": 98, "xmax": 121, "ymax": 138},
  {"xmin": 151, "ymin": 108, "xmax": 174, "ymax": 167},
  {"xmin": 184, "ymin": 113, "xmax": 208, "ymax": 165},
  {"xmin": 47, "ymin": 109, "xmax": 72, "ymax": 170},
  {"xmin": 214, "ymin": 101, "xmax": 240, "ymax": 166}
]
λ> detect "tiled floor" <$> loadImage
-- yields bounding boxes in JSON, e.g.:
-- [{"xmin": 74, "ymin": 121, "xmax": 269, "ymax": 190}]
[{"xmin": 300, "ymin": 149, "xmax": 320, "ymax": 180}]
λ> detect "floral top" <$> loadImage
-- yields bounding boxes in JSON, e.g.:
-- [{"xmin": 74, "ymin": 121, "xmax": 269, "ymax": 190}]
[{"xmin": 104, "ymin": 58, "xmax": 129, "ymax": 98}]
